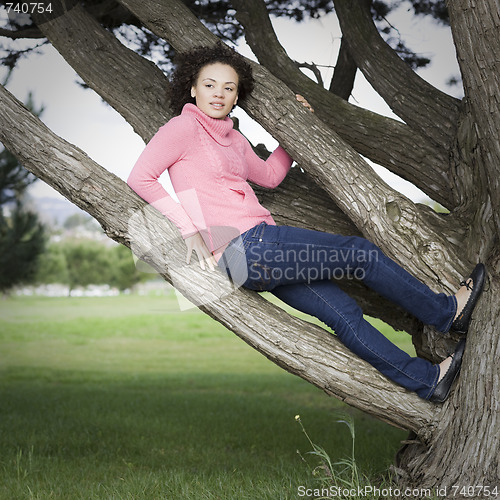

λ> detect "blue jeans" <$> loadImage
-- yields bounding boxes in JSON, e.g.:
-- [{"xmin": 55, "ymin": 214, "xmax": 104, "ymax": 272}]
[{"xmin": 218, "ymin": 222, "xmax": 457, "ymax": 400}]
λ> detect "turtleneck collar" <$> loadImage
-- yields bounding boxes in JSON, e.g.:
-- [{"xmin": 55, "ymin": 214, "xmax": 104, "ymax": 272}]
[{"xmin": 182, "ymin": 103, "xmax": 234, "ymax": 146}]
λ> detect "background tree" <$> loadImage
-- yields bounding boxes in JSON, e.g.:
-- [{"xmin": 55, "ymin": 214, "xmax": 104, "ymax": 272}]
[
  {"xmin": 59, "ymin": 239, "xmax": 113, "ymax": 294},
  {"xmin": 34, "ymin": 240, "xmax": 69, "ymax": 285},
  {"xmin": 0, "ymin": 91, "xmax": 45, "ymax": 293},
  {"xmin": 35, "ymin": 239, "xmax": 145, "ymax": 292},
  {"xmin": 107, "ymin": 243, "xmax": 144, "ymax": 291},
  {"xmin": 62, "ymin": 212, "xmax": 100, "ymax": 232},
  {"xmin": 0, "ymin": 0, "xmax": 498, "ymax": 493}
]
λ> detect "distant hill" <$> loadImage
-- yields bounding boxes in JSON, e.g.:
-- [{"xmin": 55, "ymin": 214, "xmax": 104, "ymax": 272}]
[{"xmin": 27, "ymin": 195, "xmax": 87, "ymax": 227}]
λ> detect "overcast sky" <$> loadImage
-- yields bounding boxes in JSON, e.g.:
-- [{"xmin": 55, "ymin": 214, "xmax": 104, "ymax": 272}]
[{"xmin": 0, "ymin": 3, "xmax": 461, "ymax": 203}]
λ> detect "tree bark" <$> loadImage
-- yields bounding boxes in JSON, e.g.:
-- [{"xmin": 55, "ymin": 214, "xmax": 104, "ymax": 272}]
[
  {"xmin": 32, "ymin": 3, "xmax": 171, "ymax": 142},
  {"xmin": 389, "ymin": 1, "xmax": 500, "ymax": 490},
  {"xmin": 446, "ymin": 0, "xmax": 500, "ymax": 237},
  {"xmin": 333, "ymin": 0, "xmax": 460, "ymax": 150},
  {"xmin": 329, "ymin": 37, "xmax": 357, "ymax": 100},
  {"xmin": 395, "ymin": 272, "xmax": 500, "ymax": 491}
]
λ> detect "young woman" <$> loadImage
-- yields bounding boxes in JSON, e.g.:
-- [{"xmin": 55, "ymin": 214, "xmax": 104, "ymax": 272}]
[{"xmin": 128, "ymin": 44, "xmax": 485, "ymax": 403}]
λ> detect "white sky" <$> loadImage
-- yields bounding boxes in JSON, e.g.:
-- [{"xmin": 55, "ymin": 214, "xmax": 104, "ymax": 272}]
[{"xmin": 0, "ymin": 3, "xmax": 461, "ymax": 202}]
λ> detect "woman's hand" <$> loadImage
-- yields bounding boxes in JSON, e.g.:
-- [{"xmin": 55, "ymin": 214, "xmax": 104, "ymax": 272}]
[
  {"xmin": 295, "ymin": 94, "xmax": 314, "ymax": 113},
  {"xmin": 185, "ymin": 232, "xmax": 217, "ymax": 271}
]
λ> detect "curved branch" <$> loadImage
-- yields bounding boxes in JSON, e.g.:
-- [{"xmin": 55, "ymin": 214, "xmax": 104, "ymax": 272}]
[
  {"xmin": 32, "ymin": 2, "xmax": 171, "ymax": 142},
  {"xmin": 0, "ymin": 83, "xmax": 438, "ymax": 439},
  {"xmin": 296, "ymin": 61, "xmax": 323, "ymax": 87},
  {"xmin": 333, "ymin": 0, "xmax": 461, "ymax": 150},
  {"xmin": 230, "ymin": 0, "xmax": 456, "ymax": 210}
]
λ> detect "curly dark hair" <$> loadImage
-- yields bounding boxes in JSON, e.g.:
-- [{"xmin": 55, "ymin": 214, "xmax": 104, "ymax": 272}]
[{"xmin": 169, "ymin": 43, "xmax": 255, "ymax": 116}]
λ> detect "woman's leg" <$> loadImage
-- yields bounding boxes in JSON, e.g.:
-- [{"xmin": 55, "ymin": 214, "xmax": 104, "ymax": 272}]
[
  {"xmin": 218, "ymin": 222, "xmax": 456, "ymax": 398},
  {"xmin": 239, "ymin": 223, "xmax": 457, "ymax": 332},
  {"xmin": 272, "ymin": 280, "xmax": 440, "ymax": 399}
]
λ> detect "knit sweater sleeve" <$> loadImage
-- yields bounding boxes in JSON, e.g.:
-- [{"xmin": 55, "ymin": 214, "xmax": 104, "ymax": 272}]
[
  {"xmin": 243, "ymin": 138, "xmax": 293, "ymax": 188},
  {"xmin": 127, "ymin": 117, "xmax": 198, "ymax": 238}
]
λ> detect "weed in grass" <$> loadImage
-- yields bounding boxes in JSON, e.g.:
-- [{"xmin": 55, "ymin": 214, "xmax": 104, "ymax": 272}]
[
  {"xmin": 295, "ymin": 414, "xmax": 394, "ymax": 500},
  {"xmin": 15, "ymin": 446, "xmax": 34, "ymax": 481}
]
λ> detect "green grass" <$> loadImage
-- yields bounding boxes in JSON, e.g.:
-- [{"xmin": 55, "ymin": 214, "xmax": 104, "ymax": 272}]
[{"xmin": 0, "ymin": 292, "xmax": 413, "ymax": 499}]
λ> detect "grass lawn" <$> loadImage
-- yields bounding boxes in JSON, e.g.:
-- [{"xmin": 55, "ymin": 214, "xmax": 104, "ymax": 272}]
[{"xmin": 0, "ymin": 292, "xmax": 414, "ymax": 499}]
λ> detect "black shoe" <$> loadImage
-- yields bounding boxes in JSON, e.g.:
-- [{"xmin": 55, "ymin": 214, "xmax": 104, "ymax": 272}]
[
  {"xmin": 450, "ymin": 263, "xmax": 486, "ymax": 335},
  {"xmin": 429, "ymin": 338, "xmax": 466, "ymax": 403}
]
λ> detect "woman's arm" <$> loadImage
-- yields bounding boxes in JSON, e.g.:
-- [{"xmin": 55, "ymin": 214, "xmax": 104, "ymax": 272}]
[
  {"xmin": 127, "ymin": 118, "xmax": 198, "ymax": 238},
  {"xmin": 245, "ymin": 94, "xmax": 313, "ymax": 188},
  {"xmin": 245, "ymin": 144, "xmax": 294, "ymax": 188},
  {"xmin": 128, "ymin": 118, "xmax": 216, "ymax": 271}
]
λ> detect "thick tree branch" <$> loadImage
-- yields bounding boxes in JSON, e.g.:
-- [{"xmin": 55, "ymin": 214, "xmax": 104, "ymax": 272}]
[
  {"xmin": 0, "ymin": 83, "xmax": 439, "ymax": 439},
  {"xmin": 333, "ymin": 0, "xmax": 461, "ymax": 151},
  {"xmin": 32, "ymin": 3, "xmax": 171, "ymax": 142},
  {"xmin": 446, "ymin": 0, "xmax": 500, "ymax": 238},
  {"xmin": 230, "ymin": 0, "xmax": 456, "ymax": 210},
  {"xmin": 329, "ymin": 37, "xmax": 357, "ymax": 100}
]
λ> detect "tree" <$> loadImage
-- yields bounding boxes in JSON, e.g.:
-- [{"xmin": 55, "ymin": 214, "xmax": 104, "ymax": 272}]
[
  {"xmin": 0, "ymin": 0, "xmax": 498, "ymax": 492},
  {"xmin": 62, "ymin": 212, "xmax": 99, "ymax": 231},
  {"xmin": 34, "ymin": 240, "xmax": 69, "ymax": 285},
  {"xmin": 107, "ymin": 243, "xmax": 144, "ymax": 291},
  {"xmin": 0, "ymin": 91, "xmax": 45, "ymax": 293},
  {"xmin": 59, "ymin": 239, "xmax": 113, "ymax": 293},
  {"xmin": 35, "ymin": 239, "xmax": 145, "ymax": 291}
]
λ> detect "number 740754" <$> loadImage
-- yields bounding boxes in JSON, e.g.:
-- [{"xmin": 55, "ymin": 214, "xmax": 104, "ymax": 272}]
[{"xmin": 5, "ymin": 3, "xmax": 53, "ymax": 14}]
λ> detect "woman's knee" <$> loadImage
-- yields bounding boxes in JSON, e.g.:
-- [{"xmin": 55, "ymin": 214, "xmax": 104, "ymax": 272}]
[{"xmin": 349, "ymin": 236, "xmax": 382, "ymax": 270}]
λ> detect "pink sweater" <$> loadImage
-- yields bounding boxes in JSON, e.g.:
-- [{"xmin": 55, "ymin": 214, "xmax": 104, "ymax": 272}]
[{"xmin": 128, "ymin": 104, "xmax": 293, "ymax": 252}]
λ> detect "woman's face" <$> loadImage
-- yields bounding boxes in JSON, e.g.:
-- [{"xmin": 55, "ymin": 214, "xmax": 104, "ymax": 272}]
[{"xmin": 191, "ymin": 63, "xmax": 239, "ymax": 119}]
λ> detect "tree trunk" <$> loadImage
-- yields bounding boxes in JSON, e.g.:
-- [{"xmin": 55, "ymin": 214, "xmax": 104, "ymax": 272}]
[
  {"xmin": 391, "ymin": 0, "xmax": 500, "ymax": 491},
  {"xmin": 396, "ymin": 273, "xmax": 500, "ymax": 491}
]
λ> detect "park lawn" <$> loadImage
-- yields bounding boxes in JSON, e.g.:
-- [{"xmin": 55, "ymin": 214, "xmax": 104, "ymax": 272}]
[{"xmin": 0, "ymin": 292, "xmax": 413, "ymax": 499}]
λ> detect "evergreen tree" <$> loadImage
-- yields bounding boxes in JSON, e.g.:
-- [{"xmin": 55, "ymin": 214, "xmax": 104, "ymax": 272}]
[{"xmin": 0, "ymin": 91, "xmax": 46, "ymax": 293}]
